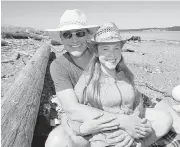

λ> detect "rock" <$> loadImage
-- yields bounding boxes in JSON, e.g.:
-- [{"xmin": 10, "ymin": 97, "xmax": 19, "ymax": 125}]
[
  {"xmin": 155, "ymin": 68, "xmax": 161, "ymax": 74},
  {"xmin": 144, "ymin": 68, "xmax": 152, "ymax": 73},
  {"xmin": 128, "ymin": 36, "xmax": 141, "ymax": 42},
  {"xmin": 122, "ymin": 49, "xmax": 135, "ymax": 52},
  {"xmin": 172, "ymin": 85, "xmax": 180, "ymax": 102}
]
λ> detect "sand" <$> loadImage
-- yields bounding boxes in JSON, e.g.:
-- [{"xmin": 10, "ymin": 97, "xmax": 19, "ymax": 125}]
[
  {"xmin": 1, "ymin": 29, "xmax": 180, "ymax": 146},
  {"xmin": 122, "ymin": 40, "xmax": 180, "ymax": 105},
  {"xmin": 2, "ymin": 37, "xmax": 180, "ymax": 106}
]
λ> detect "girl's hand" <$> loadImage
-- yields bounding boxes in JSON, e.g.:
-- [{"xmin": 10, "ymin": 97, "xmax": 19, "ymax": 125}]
[
  {"xmin": 135, "ymin": 118, "xmax": 153, "ymax": 139},
  {"xmin": 119, "ymin": 113, "xmax": 145, "ymax": 139},
  {"xmin": 106, "ymin": 129, "xmax": 134, "ymax": 147},
  {"xmin": 80, "ymin": 113, "xmax": 120, "ymax": 135}
]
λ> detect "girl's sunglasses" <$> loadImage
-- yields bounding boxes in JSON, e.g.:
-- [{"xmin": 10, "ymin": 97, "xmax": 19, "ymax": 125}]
[{"xmin": 62, "ymin": 31, "xmax": 86, "ymax": 39}]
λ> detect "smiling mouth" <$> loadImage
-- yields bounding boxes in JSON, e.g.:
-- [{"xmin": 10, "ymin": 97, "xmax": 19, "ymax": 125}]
[
  {"xmin": 71, "ymin": 44, "xmax": 81, "ymax": 47},
  {"xmin": 107, "ymin": 59, "xmax": 116, "ymax": 63}
]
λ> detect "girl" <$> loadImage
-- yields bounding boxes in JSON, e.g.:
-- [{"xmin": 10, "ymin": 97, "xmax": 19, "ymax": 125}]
[{"xmin": 72, "ymin": 22, "xmax": 173, "ymax": 147}]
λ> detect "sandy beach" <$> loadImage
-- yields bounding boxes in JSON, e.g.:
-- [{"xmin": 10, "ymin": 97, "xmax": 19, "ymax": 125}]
[
  {"xmin": 1, "ymin": 27, "xmax": 180, "ymax": 146},
  {"xmin": 2, "ymin": 31, "xmax": 180, "ymax": 103},
  {"xmin": 123, "ymin": 40, "xmax": 180, "ymax": 105}
]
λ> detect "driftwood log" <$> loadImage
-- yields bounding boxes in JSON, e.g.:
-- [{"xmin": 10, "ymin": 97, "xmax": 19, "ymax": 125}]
[
  {"xmin": 1, "ymin": 32, "xmax": 29, "ymax": 39},
  {"xmin": 1, "ymin": 32, "xmax": 42, "ymax": 40},
  {"xmin": 1, "ymin": 44, "xmax": 51, "ymax": 147},
  {"xmin": 51, "ymin": 40, "xmax": 61, "ymax": 46},
  {"xmin": 29, "ymin": 34, "xmax": 43, "ymax": 41},
  {"xmin": 1, "ymin": 40, "xmax": 9, "ymax": 46}
]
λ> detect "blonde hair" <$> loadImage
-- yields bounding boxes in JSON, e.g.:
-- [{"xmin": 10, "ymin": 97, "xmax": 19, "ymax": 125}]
[{"xmin": 82, "ymin": 45, "xmax": 134, "ymax": 109}]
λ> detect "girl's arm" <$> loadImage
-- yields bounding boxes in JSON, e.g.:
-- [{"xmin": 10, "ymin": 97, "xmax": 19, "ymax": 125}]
[
  {"xmin": 133, "ymin": 89, "xmax": 153, "ymax": 138},
  {"xmin": 133, "ymin": 89, "xmax": 145, "ymax": 118}
]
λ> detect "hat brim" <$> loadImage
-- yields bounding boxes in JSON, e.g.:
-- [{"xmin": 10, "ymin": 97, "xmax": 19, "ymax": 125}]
[
  {"xmin": 46, "ymin": 24, "xmax": 99, "ymax": 33},
  {"xmin": 91, "ymin": 38, "xmax": 127, "ymax": 44},
  {"xmin": 45, "ymin": 25, "xmax": 100, "ymax": 44}
]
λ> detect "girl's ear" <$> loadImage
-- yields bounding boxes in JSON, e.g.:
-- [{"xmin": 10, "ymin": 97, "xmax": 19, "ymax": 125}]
[{"xmin": 120, "ymin": 41, "xmax": 126, "ymax": 48}]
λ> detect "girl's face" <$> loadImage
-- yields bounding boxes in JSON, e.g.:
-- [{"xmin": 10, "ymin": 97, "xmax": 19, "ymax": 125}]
[{"xmin": 97, "ymin": 42, "xmax": 123, "ymax": 70}]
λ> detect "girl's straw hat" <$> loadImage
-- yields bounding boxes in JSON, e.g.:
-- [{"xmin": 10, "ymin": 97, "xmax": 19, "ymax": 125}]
[
  {"xmin": 92, "ymin": 22, "xmax": 126, "ymax": 43},
  {"xmin": 46, "ymin": 9, "xmax": 99, "ymax": 42}
]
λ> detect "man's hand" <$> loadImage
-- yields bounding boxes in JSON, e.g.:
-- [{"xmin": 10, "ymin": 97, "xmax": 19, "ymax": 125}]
[
  {"xmin": 106, "ymin": 129, "xmax": 134, "ymax": 147},
  {"xmin": 80, "ymin": 113, "xmax": 120, "ymax": 135}
]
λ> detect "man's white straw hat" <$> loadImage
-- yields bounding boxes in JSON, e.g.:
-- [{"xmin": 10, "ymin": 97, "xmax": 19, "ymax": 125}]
[{"xmin": 46, "ymin": 9, "xmax": 99, "ymax": 42}]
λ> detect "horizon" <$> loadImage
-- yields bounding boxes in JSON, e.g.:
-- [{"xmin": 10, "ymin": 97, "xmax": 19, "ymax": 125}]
[
  {"xmin": 2, "ymin": 1, "xmax": 180, "ymax": 30},
  {"xmin": 1, "ymin": 24, "xmax": 179, "ymax": 31}
]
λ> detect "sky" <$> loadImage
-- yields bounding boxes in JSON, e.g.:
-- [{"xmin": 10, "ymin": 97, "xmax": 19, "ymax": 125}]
[{"xmin": 1, "ymin": 1, "xmax": 180, "ymax": 30}]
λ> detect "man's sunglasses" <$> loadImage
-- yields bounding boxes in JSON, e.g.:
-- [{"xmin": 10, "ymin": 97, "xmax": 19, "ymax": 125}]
[{"xmin": 62, "ymin": 31, "xmax": 86, "ymax": 39}]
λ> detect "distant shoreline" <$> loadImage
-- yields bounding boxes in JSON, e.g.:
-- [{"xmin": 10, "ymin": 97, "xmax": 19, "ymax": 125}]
[
  {"xmin": 2, "ymin": 25, "xmax": 180, "ymax": 42},
  {"xmin": 120, "ymin": 26, "xmax": 180, "ymax": 32},
  {"xmin": 121, "ymin": 31, "xmax": 180, "ymax": 42}
]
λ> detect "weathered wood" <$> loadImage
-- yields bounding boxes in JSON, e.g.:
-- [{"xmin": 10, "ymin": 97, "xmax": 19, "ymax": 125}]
[
  {"xmin": 15, "ymin": 50, "xmax": 33, "ymax": 57},
  {"xmin": 1, "ymin": 44, "xmax": 51, "ymax": 147},
  {"xmin": 1, "ymin": 59, "xmax": 15, "ymax": 63},
  {"xmin": 1, "ymin": 40, "xmax": 9, "ymax": 46},
  {"xmin": 29, "ymin": 34, "xmax": 43, "ymax": 41},
  {"xmin": 1, "ymin": 52, "xmax": 20, "ymax": 63},
  {"xmin": 1, "ymin": 32, "xmax": 42, "ymax": 40},
  {"xmin": 2, "ymin": 32, "xmax": 29, "ymax": 39},
  {"xmin": 51, "ymin": 40, "xmax": 61, "ymax": 46}
]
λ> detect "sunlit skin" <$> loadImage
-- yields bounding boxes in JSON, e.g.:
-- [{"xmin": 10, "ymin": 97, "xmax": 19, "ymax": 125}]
[
  {"xmin": 97, "ymin": 42, "xmax": 152, "ymax": 138},
  {"xmin": 97, "ymin": 42, "xmax": 123, "ymax": 75},
  {"xmin": 60, "ymin": 29, "xmax": 88, "ymax": 58}
]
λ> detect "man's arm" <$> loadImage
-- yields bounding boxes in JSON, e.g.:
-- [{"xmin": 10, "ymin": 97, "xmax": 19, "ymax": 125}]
[
  {"xmin": 57, "ymin": 89, "xmax": 121, "ymax": 136},
  {"xmin": 50, "ymin": 59, "xmax": 143, "ymax": 136},
  {"xmin": 57, "ymin": 89, "xmax": 142, "ymax": 132},
  {"xmin": 57, "ymin": 89, "xmax": 119, "ymax": 122},
  {"xmin": 50, "ymin": 58, "xmax": 121, "ymax": 122}
]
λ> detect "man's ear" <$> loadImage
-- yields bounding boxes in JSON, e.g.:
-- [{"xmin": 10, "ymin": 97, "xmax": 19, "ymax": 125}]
[
  {"xmin": 59, "ymin": 32, "xmax": 63, "ymax": 44},
  {"xmin": 93, "ymin": 44, "xmax": 99, "ymax": 57}
]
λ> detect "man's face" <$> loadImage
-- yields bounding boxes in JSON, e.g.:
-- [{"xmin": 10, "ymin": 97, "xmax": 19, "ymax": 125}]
[{"xmin": 60, "ymin": 29, "xmax": 88, "ymax": 58}]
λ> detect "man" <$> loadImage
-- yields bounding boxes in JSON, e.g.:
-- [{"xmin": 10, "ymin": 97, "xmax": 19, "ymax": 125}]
[{"xmin": 45, "ymin": 9, "xmax": 149, "ymax": 147}]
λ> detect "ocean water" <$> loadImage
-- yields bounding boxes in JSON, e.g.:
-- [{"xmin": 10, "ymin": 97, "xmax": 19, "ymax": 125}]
[
  {"xmin": 48, "ymin": 30, "xmax": 180, "ymax": 43},
  {"xmin": 121, "ymin": 31, "xmax": 180, "ymax": 42}
]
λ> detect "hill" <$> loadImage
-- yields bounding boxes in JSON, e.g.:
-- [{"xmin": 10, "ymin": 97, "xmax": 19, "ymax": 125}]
[{"xmin": 120, "ymin": 26, "xmax": 180, "ymax": 32}]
